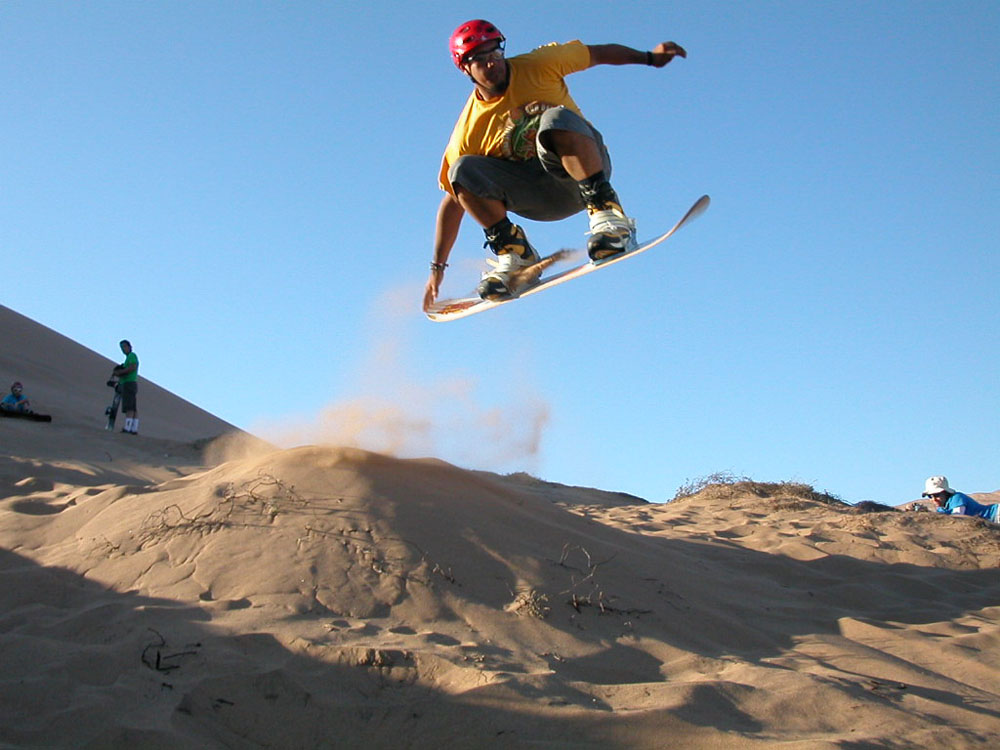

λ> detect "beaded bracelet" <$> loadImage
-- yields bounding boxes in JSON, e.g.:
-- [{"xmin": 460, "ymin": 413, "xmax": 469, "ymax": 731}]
[{"xmin": 430, "ymin": 262, "xmax": 448, "ymax": 271}]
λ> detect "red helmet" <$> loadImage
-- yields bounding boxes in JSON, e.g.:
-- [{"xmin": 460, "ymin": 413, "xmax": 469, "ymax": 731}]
[{"xmin": 449, "ymin": 19, "xmax": 504, "ymax": 68}]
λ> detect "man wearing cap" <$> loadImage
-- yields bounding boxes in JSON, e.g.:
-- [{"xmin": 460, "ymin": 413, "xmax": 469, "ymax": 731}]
[{"xmin": 922, "ymin": 476, "xmax": 998, "ymax": 522}]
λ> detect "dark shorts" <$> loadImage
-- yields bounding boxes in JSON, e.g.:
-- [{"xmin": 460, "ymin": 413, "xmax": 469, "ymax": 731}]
[
  {"xmin": 121, "ymin": 381, "xmax": 138, "ymax": 412},
  {"xmin": 448, "ymin": 106, "xmax": 613, "ymax": 222}
]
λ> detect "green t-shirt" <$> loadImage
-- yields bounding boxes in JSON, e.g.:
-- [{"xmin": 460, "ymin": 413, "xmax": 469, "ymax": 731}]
[{"xmin": 119, "ymin": 351, "xmax": 139, "ymax": 383}]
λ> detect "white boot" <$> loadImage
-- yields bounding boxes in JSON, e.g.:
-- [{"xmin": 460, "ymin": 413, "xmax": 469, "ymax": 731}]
[
  {"xmin": 587, "ymin": 204, "xmax": 636, "ymax": 261},
  {"xmin": 478, "ymin": 222, "xmax": 541, "ymax": 300}
]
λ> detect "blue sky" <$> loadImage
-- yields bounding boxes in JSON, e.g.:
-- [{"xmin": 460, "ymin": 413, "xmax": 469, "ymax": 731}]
[{"xmin": 3, "ymin": 1, "xmax": 997, "ymax": 504}]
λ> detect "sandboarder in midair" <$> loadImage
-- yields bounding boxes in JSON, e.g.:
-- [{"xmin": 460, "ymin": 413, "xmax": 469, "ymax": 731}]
[{"xmin": 424, "ymin": 19, "xmax": 686, "ymax": 310}]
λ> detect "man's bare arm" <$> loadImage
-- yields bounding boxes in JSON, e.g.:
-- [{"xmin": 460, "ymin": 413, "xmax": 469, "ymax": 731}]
[
  {"xmin": 423, "ymin": 193, "xmax": 465, "ymax": 311},
  {"xmin": 587, "ymin": 41, "xmax": 686, "ymax": 68}
]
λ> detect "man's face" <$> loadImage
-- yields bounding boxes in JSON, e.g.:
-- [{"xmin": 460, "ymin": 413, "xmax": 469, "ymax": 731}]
[
  {"xmin": 462, "ymin": 40, "xmax": 507, "ymax": 92},
  {"xmin": 120, "ymin": 342, "xmax": 130, "ymax": 354},
  {"xmin": 930, "ymin": 492, "xmax": 948, "ymax": 506}
]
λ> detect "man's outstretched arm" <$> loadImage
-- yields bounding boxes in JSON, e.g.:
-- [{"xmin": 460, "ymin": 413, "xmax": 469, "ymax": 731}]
[
  {"xmin": 587, "ymin": 41, "xmax": 686, "ymax": 68},
  {"xmin": 423, "ymin": 193, "xmax": 465, "ymax": 311}
]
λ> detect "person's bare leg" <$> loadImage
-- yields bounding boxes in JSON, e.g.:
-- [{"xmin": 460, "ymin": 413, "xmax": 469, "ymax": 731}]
[
  {"xmin": 539, "ymin": 128, "xmax": 633, "ymax": 260},
  {"xmin": 452, "ymin": 187, "xmax": 539, "ymax": 300},
  {"xmin": 453, "ymin": 184, "xmax": 507, "ymax": 228},
  {"xmin": 538, "ymin": 128, "xmax": 603, "ymax": 180}
]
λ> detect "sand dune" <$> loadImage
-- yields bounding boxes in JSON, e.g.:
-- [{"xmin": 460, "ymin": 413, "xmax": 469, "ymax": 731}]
[
  {"xmin": 1, "ymin": 307, "xmax": 998, "ymax": 748},
  {"xmin": 0, "ymin": 304, "xmax": 236, "ymax": 442}
]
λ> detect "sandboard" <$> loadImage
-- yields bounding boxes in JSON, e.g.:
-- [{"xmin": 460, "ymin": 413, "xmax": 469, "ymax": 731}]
[
  {"xmin": 0, "ymin": 409, "xmax": 52, "ymax": 423},
  {"xmin": 425, "ymin": 194, "xmax": 710, "ymax": 322},
  {"xmin": 105, "ymin": 378, "xmax": 121, "ymax": 430}
]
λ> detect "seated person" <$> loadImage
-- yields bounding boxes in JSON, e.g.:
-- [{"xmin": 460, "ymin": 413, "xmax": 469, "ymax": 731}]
[
  {"xmin": 0, "ymin": 381, "xmax": 31, "ymax": 412},
  {"xmin": 923, "ymin": 475, "xmax": 998, "ymax": 523}
]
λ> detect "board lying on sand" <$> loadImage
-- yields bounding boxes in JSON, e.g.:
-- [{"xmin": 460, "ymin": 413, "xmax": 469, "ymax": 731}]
[{"xmin": 0, "ymin": 409, "xmax": 52, "ymax": 423}]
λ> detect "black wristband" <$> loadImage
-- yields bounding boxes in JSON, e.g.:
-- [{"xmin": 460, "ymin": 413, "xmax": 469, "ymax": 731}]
[
  {"xmin": 646, "ymin": 51, "xmax": 654, "ymax": 66},
  {"xmin": 430, "ymin": 261, "xmax": 448, "ymax": 271}
]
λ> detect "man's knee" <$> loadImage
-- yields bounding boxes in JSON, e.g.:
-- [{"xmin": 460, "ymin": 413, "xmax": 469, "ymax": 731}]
[
  {"xmin": 449, "ymin": 154, "xmax": 486, "ymax": 190},
  {"xmin": 538, "ymin": 127, "xmax": 591, "ymax": 154},
  {"xmin": 538, "ymin": 107, "xmax": 593, "ymax": 137}
]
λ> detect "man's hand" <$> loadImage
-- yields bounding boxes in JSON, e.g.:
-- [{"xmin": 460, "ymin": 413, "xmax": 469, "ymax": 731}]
[
  {"xmin": 423, "ymin": 267, "xmax": 445, "ymax": 312},
  {"xmin": 649, "ymin": 42, "xmax": 686, "ymax": 67}
]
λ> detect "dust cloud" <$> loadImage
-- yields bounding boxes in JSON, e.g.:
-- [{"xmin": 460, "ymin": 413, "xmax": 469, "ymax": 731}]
[{"xmin": 253, "ymin": 285, "xmax": 550, "ymax": 475}]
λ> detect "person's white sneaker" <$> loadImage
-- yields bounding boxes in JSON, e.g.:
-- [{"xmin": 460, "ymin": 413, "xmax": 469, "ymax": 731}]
[
  {"xmin": 587, "ymin": 204, "xmax": 636, "ymax": 261},
  {"xmin": 478, "ymin": 223, "xmax": 540, "ymax": 300}
]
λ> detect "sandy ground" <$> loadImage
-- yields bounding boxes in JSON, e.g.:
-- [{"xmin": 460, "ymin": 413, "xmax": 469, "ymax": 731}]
[{"xmin": 2, "ymin": 304, "xmax": 998, "ymax": 749}]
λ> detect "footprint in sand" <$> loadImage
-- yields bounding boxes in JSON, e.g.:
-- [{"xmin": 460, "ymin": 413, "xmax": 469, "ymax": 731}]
[{"xmin": 421, "ymin": 632, "xmax": 461, "ymax": 646}]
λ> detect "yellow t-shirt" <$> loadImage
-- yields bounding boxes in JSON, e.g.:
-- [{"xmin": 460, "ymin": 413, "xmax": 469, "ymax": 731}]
[{"xmin": 439, "ymin": 41, "xmax": 592, "ymax": 195}]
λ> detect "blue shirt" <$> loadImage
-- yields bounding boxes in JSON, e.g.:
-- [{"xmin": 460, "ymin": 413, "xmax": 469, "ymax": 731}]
[
  {"xmin": 937, "ymin": 492, "xmax": 999, "ymax": 522},
  {"xmin": 1, "ymin": 393, "xmax": 28, "ymax": 410}
]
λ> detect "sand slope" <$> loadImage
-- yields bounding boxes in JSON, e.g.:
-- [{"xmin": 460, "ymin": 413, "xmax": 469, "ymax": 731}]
[
  {"xmin": 2, "ymin": 448, "xmax": 998, "ymax": 748},
  {"xmin": 0, "ymin": 304, "xmax": 235, "ymax": 442},
  {"xmin": 1, "ymin": 308, "xmax": 998, "ymax": 748}
]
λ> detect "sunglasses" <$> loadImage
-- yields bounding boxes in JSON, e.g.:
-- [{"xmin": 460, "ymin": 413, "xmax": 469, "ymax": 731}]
[{"xmin": 464, "ymin": 42, "xmax": 505, "ymax": 65}]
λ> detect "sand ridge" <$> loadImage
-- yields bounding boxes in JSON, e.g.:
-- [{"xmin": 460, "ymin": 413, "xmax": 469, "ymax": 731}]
[{"xmin": 2, "ymin": 445, "xmax": 999, "ymax": 747}]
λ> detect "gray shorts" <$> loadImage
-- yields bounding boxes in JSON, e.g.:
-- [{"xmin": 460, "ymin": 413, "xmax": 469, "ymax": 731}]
[
  {"xmin": 121, "ymin": 381, "xmax": 138, "ymax": 412},
  {"xmin": 447, "ymin": 106, "xmax": 613, "ymax": 222}
]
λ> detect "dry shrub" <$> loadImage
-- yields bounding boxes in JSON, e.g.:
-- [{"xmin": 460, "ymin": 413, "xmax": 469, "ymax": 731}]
[{"xmin": 672, "ymin": 472, "xmax": 845, "ymax": 507}]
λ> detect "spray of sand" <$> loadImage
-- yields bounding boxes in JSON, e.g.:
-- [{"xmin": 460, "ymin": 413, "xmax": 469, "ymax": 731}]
[{"xmin": 253, "ymin": 285, "xmax": 550, "ymax": 475}]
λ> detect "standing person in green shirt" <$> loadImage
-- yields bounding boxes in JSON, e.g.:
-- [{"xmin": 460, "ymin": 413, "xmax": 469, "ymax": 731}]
[{"xmin": 113, "ymin": 339, "xmax": 139, "ymax": 435}]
